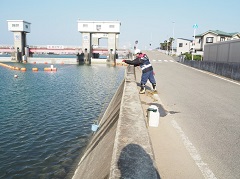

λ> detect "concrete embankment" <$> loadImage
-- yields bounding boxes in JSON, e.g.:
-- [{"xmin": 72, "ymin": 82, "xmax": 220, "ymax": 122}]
[
  {"xmin": 0, "ymin": 57, "xmax": 12, "ymax": 62},
  {"xmin": 0, "ymin": 57, "xmax": 127, "ymax": 65},
  {"xmin": 182, "ymin": 60, "xmax": 240, "ymax": 81},
  {"xmin": 71, "ymin": 66, "xmax": 159, "ymax": 179},
  {"xmin": 27, "ymin": 57, "xmax": 127, "ymax": 65}
]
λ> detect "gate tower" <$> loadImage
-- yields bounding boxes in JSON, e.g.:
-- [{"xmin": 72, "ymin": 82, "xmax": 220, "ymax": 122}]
[
  {"xmin": 77, "ymin": 20, "xmax": 120, "ymax": 64},
  {"xmin": 7, "ymin": 20, "xmax": 31, "ymax": 62}
]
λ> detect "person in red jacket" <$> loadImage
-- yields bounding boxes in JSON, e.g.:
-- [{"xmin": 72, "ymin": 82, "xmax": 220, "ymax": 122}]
[{"xmin": 122, "ymin": 49, "xmax": 157, "ymax": 94}]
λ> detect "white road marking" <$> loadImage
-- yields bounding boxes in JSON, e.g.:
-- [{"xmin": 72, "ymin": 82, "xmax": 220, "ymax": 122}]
[
  {"xmin": 141, "ymin": 86, "xmax": 217, "ymax": 179},
  {"xmin": 151, "ymin": 59, "xmax": 177, "ymax": 63},
  {"xmin": 171, "ymin": 120, "xmax": 217, "ymax": 179}
]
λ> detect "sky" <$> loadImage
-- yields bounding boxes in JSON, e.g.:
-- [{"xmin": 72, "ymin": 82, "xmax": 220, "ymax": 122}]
[{"xmin": 1, "ymin": 0, "xmax": 239, "ymax": 50}]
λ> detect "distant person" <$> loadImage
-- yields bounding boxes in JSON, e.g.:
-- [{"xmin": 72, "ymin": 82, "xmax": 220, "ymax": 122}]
[
  {"xmin": 16, "ymin": 47, "xmax": 22, "ymax": 63},
  {"xmin": 76, "ymin": 53, "xmax": 80, "ymax": 62},
  {"xmin": 122, "ymin": 49, "xmax": 157, "ymax": 94},
  {"xmin": 76, "ymin": 52, "xmax": 84, "ymax": 63}
]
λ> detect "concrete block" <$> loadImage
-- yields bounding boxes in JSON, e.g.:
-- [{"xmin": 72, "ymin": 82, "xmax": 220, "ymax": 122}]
[
  {"xmin": 215, "ymin": 63, "xmax": 224, "ymax": 76},
  {"xmin": 222, "ymin": 63, "xmax": 233, "ymax": 79},
  {"xmin": 231, "ymin": 63, "xmax": 240, "ymax": 81}
]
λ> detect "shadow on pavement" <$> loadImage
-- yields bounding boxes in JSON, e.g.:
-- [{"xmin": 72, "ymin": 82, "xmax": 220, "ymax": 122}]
[{"xmin": 117, "ymin": 143, "xmax": 161, "ymax": 179}]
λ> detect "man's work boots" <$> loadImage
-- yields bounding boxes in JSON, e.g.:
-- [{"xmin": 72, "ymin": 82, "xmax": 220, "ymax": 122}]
[
  {"xmin": 139, "ymin": 85, "xmax": 146, "ymax": 94},
  {"xmin": 152, "ymin": 83, "xmax": 157, "ymax": 92}
]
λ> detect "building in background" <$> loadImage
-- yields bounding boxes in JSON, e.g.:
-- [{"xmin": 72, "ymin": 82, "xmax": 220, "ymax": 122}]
[
  {"xmin": 195, "ymin": 30, "xmax": 240, "ymax": 51},
  {"xmin": 176, "ymin": 30, "xmax": 240, "ymax": 56},
  {"xmin": 176, "ymin": 38, "xmax": 192, "ymax": 56}
]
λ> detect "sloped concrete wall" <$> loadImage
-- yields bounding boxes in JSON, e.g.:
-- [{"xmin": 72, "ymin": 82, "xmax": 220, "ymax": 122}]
[
  {"xmin": 71, "ymin": 66, "xmax": 159, "ymax": 179},
  {"xmin": 72, "ymin": 80, "xmax": 124, "ymax": 179}
]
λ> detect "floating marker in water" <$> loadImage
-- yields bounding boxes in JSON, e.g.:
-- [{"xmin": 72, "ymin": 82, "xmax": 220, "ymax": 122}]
[{"xmin": 91, "ymin": 123, "xmax": 99, "ymax": 132}]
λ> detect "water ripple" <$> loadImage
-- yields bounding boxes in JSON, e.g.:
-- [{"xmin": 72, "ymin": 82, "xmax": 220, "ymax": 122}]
[{"xmin": 0, "ymin": 63, "xmax": 125, "ymax": 179}]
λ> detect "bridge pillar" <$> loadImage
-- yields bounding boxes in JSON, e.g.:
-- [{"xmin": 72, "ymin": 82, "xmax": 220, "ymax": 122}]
[
  {"xmin": 107, "ymin": 33, "xmax": 116, "ymax": 63},
  {"xmin": 7, "ymin": 20, "xmax": 31, "ymax": 62},
  {"xmin": 82, "ymin": 32, "xmax": 92, "ymax": 64}
]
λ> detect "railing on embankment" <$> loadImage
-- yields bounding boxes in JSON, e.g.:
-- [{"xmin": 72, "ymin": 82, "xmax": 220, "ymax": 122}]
[{"xmin": 71, "ymin": 65, "xmax": 160, "ymax": 179}]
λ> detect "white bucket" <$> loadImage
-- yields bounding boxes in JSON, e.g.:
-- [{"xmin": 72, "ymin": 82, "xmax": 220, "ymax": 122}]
[{"xmin": 147, "ymin": 105, "xmax": 160, "ymax": 127}]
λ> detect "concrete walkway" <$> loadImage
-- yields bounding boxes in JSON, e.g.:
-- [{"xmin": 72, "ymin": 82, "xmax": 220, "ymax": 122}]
[{"xmin": 135, "ymin": 51, "xmax": 204, "ymax": 179}]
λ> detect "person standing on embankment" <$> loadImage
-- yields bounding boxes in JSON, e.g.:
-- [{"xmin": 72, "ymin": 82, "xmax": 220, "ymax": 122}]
[{"xmin": 122, "ymin": 49, "xmax": 157, "ymax": 94}]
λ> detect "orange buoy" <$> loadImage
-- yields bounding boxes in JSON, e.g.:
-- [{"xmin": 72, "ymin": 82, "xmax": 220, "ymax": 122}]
[
  {"xmin": 44, "ymin": 67, "xmax": 51, "ymax": 71},
  {"xmin": 32, "ymin": 68, "xmax": 38, "ymax": 71},
  {"xmin": 44, "ymin": 67, "xmax": 57, "ymax": 72},
  {"xmin": 33, "ymin": 62, "xmax": 36, "ymax": 64},
  {"xmin": 14, "ymin": 67, "xmax": 20, "ymax": 70},
  {"xmin": 21, "ymin": 68, "xmax": 27, "ymax": 71},
  {"xmin": 44, "ymin": 62, "xmax": 48, "ymax": 64}
]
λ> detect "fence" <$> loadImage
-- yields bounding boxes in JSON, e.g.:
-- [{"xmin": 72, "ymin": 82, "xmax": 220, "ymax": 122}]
[{"xmin": 204, "ymin": 39, "xmax": 240, "ymax": 63}]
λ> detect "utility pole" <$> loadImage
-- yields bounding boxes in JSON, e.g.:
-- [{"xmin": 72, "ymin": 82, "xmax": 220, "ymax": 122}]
[
  {"xmin": 167, "ymin": 40, "xmax": 168, "ymax": 55},
  {"xmin": 172, "ymin": 22, "xmax": 175, "ymax": 55}
]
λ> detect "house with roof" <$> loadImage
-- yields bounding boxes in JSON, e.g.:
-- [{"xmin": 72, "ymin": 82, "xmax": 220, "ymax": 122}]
[
  {"xmin": 176, "ymin": 38, "xmax": 192, "ymax": 55},
  {"xmin": 194, "ymin": 30, "xmax": 240, "ymax": 51},
  {"xmin": 176, "ymin": 30, "xmax": 240, "ymax": 55}
]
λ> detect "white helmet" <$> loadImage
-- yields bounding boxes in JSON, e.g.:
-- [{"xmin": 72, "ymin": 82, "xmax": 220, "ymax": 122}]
[{"xmin": 134, "ymin": 49, "xmax": 141, "ymax": 54}]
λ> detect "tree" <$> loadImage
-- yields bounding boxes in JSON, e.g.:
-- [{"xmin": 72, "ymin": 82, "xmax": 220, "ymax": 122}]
[
  {"xmin": 160, "ymin": 37, "xmax": 174, "ymax": 51},
  {"xmin": 168, "ymin": 37, "xmax": 174, "ymax": 48},
  {"xmin": 160, "ymin": 41, "xmax": 167, "ymax": 50}
]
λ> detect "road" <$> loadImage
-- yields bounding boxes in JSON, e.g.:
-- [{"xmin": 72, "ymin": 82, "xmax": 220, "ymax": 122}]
[{"xmin": 139, "ymin": 50, "xmax": 240, "ymax": 179}]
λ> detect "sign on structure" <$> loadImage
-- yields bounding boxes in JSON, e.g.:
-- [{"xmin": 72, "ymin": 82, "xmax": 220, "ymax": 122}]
[
  {"xmin": 193, "ymin": 24, "xmax": 198, "ymax": 29},
  {"xmin": 77, "ymin": 21, "xmax": 120, "ymax": 34},
  {"xmin": 7, "ymin": 20, "xmax": 31, "ymax": 33}
]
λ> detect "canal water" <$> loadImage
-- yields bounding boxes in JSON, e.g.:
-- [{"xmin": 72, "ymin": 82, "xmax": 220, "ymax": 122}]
[{"xmin": 0, "ymin": 63, "xmax": 125, "ymax": 178}]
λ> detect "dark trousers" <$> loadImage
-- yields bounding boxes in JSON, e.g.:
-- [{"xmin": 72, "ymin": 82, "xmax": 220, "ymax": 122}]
[{"xmin": 141, "ymin": 70, "xmax": 156, "ymax": 85}]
